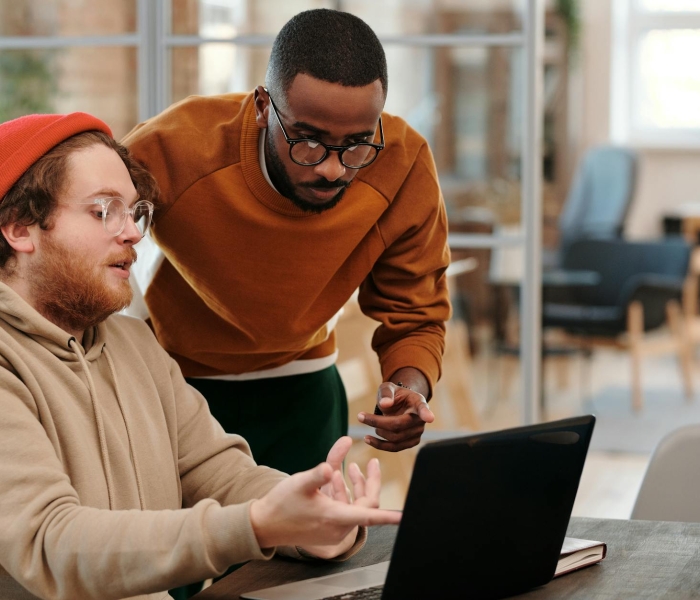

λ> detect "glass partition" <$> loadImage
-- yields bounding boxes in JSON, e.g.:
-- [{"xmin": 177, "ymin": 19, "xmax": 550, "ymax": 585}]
[
  {"xmin": 172, "ymin": 0, "xmax": 336, "ymax": 36},
  {"xmin": 172, "ymin": 0, "xmax": 525, "ymax": 37},
  {"xmin": 0, "ymin": 0, "xmax": 137, "ymax": 36},
  {"xmin": 0, "ymin": 47, "xmax": 138, "ymax": 138}
]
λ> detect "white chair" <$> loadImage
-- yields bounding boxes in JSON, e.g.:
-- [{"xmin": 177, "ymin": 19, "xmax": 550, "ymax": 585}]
[{"xmin": 631, "ymin": 424, "xmax": 700, "ymax": 522}]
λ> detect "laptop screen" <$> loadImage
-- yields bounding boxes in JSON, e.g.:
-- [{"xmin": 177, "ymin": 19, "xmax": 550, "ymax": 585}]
[{"xmin": 382, "ymin": 415, "xmax": 595, "ymax": 600}]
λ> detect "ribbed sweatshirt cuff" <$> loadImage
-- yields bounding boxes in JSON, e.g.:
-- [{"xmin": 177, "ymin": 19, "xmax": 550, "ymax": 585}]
[
  {"xmin": 276, "ymin": 526, "xmax": 368, "ymax": 561},
  {"xmin": 207, "ymin": 500, "xmax": 275, "ymax": 571},
  {"xmin": 380, "ymin": 343, "xmax": 442, "ymax": 399}
]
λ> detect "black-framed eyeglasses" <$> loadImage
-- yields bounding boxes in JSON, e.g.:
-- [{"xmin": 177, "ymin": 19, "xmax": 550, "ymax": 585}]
[{"xmin": 266, "ymin": 90, "xmax": 384, "ymax": 169}]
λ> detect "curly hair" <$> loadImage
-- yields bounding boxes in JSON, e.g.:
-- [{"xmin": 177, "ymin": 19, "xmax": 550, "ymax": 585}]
[{"xmin": 0, "ymin": 131, "xmax": 159, "ymax": 271}]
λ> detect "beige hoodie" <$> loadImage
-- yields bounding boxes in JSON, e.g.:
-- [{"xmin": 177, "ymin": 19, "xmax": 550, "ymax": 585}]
[{"xmin": 0, "ymin": 282, "xmax": 294, "ymax": 600}]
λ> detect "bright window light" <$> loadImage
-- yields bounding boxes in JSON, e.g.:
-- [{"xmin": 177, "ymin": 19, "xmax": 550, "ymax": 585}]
[
  {"xmin": 637, "ymin": 29, "xmax": 700, "ymax": 129},
  {"xmin": 639, "ymin": 0, "xmax": 700, "ymax": 11},
  {"xmin": 612, "ymin": 0, "xmax": 700, "ymax": 145}
]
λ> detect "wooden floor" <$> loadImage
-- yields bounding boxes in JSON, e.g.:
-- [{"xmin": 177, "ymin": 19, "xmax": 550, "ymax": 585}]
[
  {"xmin": 572, "ymin": 451, "xmax": 648, "ymax": 519},
  {"xmin": 340, "ymin": 324, "xmax": 669, "ymax": 518}
]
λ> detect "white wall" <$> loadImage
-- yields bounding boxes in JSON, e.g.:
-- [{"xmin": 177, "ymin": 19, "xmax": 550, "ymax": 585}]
[{"xmin": 577, "ymin": 0, "xmax": 700, "ymax": 238}]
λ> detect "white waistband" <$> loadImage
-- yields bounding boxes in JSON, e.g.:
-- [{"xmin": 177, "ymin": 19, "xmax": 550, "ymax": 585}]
[{"xmin": 189, "ymin": 350, "xmax": 339, "ymax": 381}]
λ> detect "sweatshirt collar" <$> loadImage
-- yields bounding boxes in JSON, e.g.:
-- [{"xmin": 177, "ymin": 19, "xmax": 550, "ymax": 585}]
[
  {"xmin": 258, "ymin": 128, "xmax": 280, "ymax": 194},
  {"xmin": 240, "ymin": 97, "xmax": 317, "ymax": 218}
]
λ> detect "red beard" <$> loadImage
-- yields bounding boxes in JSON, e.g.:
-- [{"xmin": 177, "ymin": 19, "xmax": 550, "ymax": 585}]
[{"xmin": 29, "ymin": 235, "xmax": 136, "ymax": 334}]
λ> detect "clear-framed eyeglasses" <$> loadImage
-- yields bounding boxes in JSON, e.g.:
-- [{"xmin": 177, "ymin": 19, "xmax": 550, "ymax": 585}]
[
  {"xmin": 79, "ymin": 197, "xmax": 154, "ymax": 237},
  {"xmin": 266, "ymin": 90, "xmax": 385, "ymax": 169}
]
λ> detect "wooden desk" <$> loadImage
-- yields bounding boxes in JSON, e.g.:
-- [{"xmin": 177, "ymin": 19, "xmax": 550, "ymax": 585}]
[{"xmin": 194, "ymin": 517, "xmax": 700, "ymax": 599}]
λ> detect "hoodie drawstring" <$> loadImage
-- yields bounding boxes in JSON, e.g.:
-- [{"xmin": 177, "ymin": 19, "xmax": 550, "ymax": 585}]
[
  {"xmin": 104, "ymin": 347, "xmax": 146, "ymax": 510},
  {"xmin": 69, "ymin": 337, "xmax": 116, "ymax": 510}
]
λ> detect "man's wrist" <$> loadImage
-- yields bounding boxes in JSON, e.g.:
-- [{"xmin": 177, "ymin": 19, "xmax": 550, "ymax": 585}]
[{"xmin": 389, "ymin": 367, "xmax": 430, "ymax": 399}]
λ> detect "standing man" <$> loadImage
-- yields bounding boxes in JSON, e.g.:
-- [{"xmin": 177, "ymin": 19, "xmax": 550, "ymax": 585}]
[{"xmin": 124, "ymin": 9, "xmax": 450, "ymax": 474}]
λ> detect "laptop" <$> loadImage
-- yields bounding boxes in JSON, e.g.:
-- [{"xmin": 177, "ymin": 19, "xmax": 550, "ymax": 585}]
[{"xmin": 242, "ymin": 415, "xmax": 596, "ymax": 600}]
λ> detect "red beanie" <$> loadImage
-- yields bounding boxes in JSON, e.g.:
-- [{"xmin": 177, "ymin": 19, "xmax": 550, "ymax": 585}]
[{"xmin": 0, "ymin": 112, "xmax": 113, "ymax": 202}]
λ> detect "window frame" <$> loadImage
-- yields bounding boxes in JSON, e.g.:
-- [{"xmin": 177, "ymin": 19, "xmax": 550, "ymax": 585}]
[{"xmin": 611, "ymin": 0, "xmax": 700, "ymax": 148}]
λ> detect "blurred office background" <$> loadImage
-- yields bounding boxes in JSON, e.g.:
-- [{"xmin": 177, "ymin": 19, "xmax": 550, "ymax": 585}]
[{"xmin": 4, "ymin": 0, "xmax": 700, "ymax": 518}]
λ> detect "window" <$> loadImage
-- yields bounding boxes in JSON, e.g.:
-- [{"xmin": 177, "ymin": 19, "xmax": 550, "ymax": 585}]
[
  {"xmin": 0, "ymin": 1, "xmax": 139, "ymax": 138},
  {"xmin": 612, "ymin": 0, "xmax": 700, "ymax": 146}
]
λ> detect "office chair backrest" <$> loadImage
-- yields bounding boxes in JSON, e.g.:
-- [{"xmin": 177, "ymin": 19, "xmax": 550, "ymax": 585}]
[
  {"xmin": 631, "ymin": 424, "xmax": 700, "ymax": 522},
  {"xmin": 558, "ymin": 146, "xmax": 637, "ymax": 259},
  {"xmin": 561, "ymin": 238, "xmax": 690, "ymax": 309}
]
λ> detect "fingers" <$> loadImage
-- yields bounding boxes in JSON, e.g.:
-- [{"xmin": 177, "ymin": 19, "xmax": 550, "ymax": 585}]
[
  {"xmin": 348, "ymin": 461, "xmax": 367, "ymax": 504},
  {"xmin": 368, "ymin": 389, "xmax": 432, "ymax": 422},
  {"xmin": 358, "ymin": 410, "xmax": 427, "ymax": 451},
  {"xmin": 325, "ymin": 436, "xmax": 353, "ymax": 471},
  {"xmin": 417, "ymin": 401, "xmax": 435, "ymax": 424},
  {"xmin": 331, "ymin": 469, "xmax": 350, "ymax": 503},
  {"xmin": 357, "ymin": 411, "xmax": 426, "ymax": 434},
  {"xmin": 365, "ymin": 435, "xmax": 422, "ymax": 452},
  {"xmin": 330, "ymin": 504, "xmax": 402, "ymax": 527},
  {"xmin": 360, "ymin": 507, "xmax": 402, "ymax": 527},
  {"xmin": 397, "ymin": 393, "xmax": 433, "ymax": 422},
  {"xmin": 295, "ymin": 462, "xmax": 333, "ymax": 494},
  {"xmin": 254, "ymin": 458, "xmax": 397, "ymax": 551},
  {"xmin": 364, "ymin": 415, "xmax": 426, "ymax": 451},
  {"xmin": 363, "ymin": 458, "xmax": 381, "ymax": 505}
]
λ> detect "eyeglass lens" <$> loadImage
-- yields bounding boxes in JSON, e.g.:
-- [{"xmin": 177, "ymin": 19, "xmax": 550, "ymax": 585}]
[
  {"xmin": 103, "ymin": 198, "xmax": 152, "ymax": 236},
  {"xmin": 291, "ymin": 141, "xmax": 377, "ymax": 168}
]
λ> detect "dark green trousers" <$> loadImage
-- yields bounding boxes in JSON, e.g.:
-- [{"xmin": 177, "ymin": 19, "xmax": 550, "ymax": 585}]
[
  {"xmin": 186, "ymin": 365, "xmax": 349, "ymax": 474},
  {"xmin": 170, "ymin": 366, "xmax": 348, "ymax": 599}
]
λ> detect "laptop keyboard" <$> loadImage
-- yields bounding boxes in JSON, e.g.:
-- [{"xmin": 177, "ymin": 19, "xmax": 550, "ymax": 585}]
[{"xmin": 321, "ymin": 584, "xmax": 384, "ymax": 599}]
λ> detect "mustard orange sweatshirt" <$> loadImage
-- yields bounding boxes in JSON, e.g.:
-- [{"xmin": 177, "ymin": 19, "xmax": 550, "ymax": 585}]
[
  {"xmin": 123, "ymin": 92, "xmax": 450, "ymax": 390},
  {"xmin": 0, "ymin": 283, "xmax": 366, "ymax": 600}
]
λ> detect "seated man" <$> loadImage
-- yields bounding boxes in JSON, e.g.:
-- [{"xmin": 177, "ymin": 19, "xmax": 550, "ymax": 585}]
[{"xmin": 0, "ymin": 112, "xmax": 400, "ymax": 600}]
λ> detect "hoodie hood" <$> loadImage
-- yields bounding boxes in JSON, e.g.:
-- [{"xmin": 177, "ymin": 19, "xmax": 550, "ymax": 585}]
[
  {"xmin": 0, "ymin": 281, "xmax": 136, "ymax": 512},
  {"xmin": 0, "ymin": 282, "xmax": 106, "ymax": 362}
]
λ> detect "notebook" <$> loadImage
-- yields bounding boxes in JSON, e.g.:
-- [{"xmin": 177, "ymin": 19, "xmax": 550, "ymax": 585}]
[
  {"xmin": 556, "ymin": 537, "xmax": 606, "ymax": 577},
  {"xmin": 242, "ymin": 415, "xmax": 596, "ymax": 600}
]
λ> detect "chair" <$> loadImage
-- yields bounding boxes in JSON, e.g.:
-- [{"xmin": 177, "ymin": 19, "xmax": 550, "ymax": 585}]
[
  {"xmin": 631, "ymin": 424, "xmax": 700, "ymax": 521},
  {"xmin": 546, "ymin": 146, "xmax": 637, "ymax": 269},
  {"xmin": 488, "ymin": 147, "xmax": 637, "ymax": 398},
  {"xmin": 542, "ymin": 238, "xmax": 693, "ymax": 411}
]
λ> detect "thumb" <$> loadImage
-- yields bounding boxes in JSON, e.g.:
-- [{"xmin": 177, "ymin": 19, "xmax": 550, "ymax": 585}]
[{"xmin": 377, "ymin": 382, "xmax": 395, "ymax": 408}]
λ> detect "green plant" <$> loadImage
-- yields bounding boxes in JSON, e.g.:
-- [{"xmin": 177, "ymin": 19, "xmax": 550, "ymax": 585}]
[
  {"xmin": 555, "ymin": 0, "xmax": 581, "ymax": 58},
  {"xmin": 0, "ymin": 50, "xmax": 56, "ymax": 122}
]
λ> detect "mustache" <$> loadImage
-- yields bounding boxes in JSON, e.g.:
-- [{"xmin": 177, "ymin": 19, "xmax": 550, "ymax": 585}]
[
  {"xmin": 106, "ymin": 247, "xmax": 138, "ymax": 266},
  {"xmin": 298, "ymin": 179, "xmax": 351, "ymax": 190}
]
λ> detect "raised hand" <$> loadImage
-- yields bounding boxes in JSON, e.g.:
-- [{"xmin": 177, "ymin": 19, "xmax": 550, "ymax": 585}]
[{"xmin": 249, "ymin": 439, "xmax": 400, "ymax": 559}]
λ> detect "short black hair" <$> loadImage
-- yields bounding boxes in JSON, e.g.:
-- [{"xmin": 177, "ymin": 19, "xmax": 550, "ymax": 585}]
[{"xmin": 266, "ymin": 9, "xmax": 388, "ymax": 101}]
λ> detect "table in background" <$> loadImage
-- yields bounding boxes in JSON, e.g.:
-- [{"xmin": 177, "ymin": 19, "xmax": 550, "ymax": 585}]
[{"xmin": 193, "ymin": 517, "xmax": 700, "ymax": 599}]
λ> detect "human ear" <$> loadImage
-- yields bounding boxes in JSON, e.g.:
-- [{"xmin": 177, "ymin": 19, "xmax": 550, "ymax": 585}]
[
  {"xmin": 1, "ymin": 222, "xmax": 35, "ymax": 255},
  {"xmin": 254, "ymin": 85, "xmax": 270, "ymax": 130}
]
